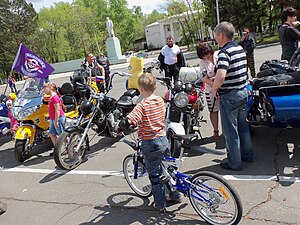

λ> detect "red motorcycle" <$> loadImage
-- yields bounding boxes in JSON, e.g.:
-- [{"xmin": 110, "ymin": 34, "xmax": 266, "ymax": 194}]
[{"xmin": 149, "ymin": 60, "xmax": 206, "ymax": 157}]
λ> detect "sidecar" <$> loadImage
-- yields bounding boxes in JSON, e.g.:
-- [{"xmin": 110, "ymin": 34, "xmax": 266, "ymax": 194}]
[{"xmin": 247, "ymin": 72, "xmax": 300, "ymax": 128}]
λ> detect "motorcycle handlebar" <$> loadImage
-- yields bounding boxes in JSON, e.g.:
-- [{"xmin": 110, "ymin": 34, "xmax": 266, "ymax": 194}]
[{"xmin": 111, "ymin": 71, "xmax": 132, "ymax": 77}]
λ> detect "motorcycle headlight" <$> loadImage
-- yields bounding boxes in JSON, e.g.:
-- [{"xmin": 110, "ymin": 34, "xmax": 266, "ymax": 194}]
[
  {"xmin": 11, "ymin": 106, "xmax": 20, "ymax": 119},
  {"xmin": 174, "ymin": 92, "xmax": 189, "ymax": 108},
  {"xmin": 14, "ymin": 106, "xmax": 39, "ymax": 121}
]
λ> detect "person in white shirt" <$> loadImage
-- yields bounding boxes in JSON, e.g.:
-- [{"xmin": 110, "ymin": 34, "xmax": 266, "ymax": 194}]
[{"xmin": 158, "ymin": 36, "xmax": 185, "ymax": 85}]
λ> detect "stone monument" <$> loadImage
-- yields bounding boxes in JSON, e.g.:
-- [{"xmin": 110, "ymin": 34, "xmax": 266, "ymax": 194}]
[{"xmin": 105, "ymin": 17, "xmax": 126, "ymax": 64}]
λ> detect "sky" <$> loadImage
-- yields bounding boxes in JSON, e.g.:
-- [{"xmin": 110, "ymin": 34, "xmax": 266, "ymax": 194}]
[{"xmin": 26, "ymin": 0, "xmax": 164, "ymax": 14}]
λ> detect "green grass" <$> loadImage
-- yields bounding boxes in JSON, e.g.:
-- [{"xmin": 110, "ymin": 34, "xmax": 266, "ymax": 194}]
[{"xmin": 256, "ymin": 35, "xmax": 279, "ymax": 46}]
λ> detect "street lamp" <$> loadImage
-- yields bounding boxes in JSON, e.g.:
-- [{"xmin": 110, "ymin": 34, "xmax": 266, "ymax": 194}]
[{"xmin": 216, "ymin": 0, "xmax": 220, "ymax": 24}]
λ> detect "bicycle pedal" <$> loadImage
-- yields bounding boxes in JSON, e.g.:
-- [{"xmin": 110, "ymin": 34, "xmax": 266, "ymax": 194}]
[{"xmin": 159, "ymin": 175, "xmax": 169, "ymax": 184}]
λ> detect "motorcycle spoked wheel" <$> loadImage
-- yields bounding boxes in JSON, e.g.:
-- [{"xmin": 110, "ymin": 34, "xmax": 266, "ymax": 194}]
[
  {"xmin": 15, "ymin": 139, "xmax": 30, "ymax": 162},
  {"xmin": 54, "ymin": 131, "xmax": 89, "ymax": 170}
]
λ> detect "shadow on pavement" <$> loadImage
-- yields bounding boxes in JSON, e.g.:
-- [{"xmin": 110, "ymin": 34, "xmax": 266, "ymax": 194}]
[
  {"xmin": 78, "ymin": 192, "xmax": 204, "ymax": 225},
  {"xmin": 86, "ymin": 135, "xmax": 122, "ymax": 161},
  {"xmin": 183, "ymin": 126, "xmax": 300, "ymax": 187}
]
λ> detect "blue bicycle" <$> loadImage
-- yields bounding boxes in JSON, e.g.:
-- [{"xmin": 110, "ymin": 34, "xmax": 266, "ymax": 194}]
[{"xmin": 122, "ymin": 133, "xmax": 243, "ymax": 225}]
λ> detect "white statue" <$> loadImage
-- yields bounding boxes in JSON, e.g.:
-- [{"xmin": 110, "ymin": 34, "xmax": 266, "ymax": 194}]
[{"xmin": 106, "ymin": 17, "xmax": 114, "ymax": 37}]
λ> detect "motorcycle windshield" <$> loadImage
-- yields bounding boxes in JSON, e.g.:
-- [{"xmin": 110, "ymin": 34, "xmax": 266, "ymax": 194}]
[
  {"xmin": 17, "ymin": 78, "xmax": 44, "ymax": 99},
  {"xmin": 11, "ymin": 78, "xmax": 44, "ymax": 120}
]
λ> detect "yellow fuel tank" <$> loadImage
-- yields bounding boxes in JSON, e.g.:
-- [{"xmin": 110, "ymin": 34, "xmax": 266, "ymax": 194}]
[{"xmin": 128, "ymin": 57, "xmax": 144, "ymax": 89}]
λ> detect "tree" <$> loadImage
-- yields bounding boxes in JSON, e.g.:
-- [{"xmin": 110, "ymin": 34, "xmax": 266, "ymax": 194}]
[
  {"xmin": 143, "ymin": 10, "xmax": 166, "ymax": 27},
  {"xmin": 0, "ymin": 0, "xmax": 37, "ymax": 76},
  {"xmin": 165, "ymin": 0, "xmax": 206, "ymax": 49}
]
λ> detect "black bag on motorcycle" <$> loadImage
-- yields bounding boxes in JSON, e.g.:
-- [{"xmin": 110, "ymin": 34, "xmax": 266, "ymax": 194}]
[
  {"xmin": 257, "ymin": 60, "xmax": 296, "ymax": 78},
  {"xmin": 252, "ymin": 74, "xmax": 294, "ymax": 90}
]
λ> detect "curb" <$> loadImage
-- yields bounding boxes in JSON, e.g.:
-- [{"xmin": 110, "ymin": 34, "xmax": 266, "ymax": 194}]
[{"xmin": 256, "ymin": 42, "xmax": 280, "ymax": 49}]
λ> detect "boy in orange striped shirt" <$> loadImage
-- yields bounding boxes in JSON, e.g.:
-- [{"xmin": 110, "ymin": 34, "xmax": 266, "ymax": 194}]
[{"xmin": 120, "ymin": 72, "xmax": 181, "ymax": 212}]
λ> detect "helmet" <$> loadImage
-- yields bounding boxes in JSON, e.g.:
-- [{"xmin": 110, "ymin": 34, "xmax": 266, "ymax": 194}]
[
  {"xmin": 80, "ymin": 100, "xmax": 94, "ymax": 117},
  {"xmin": 184, "ymin": 83, "xmax": 193, "ymax": 92},
  {"xmin": 173, "ymin": 80, "xmax": 183, "ymax": 92}
]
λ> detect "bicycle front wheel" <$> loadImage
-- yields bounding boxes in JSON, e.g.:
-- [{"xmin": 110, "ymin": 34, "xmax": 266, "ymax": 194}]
[
  {"xmin": 123, "ymin": 154, "xmax": 152, "ymax": 197},
  {"xmin": 188, "ymin": 171, "xmax": 243, "ymax": 225}
]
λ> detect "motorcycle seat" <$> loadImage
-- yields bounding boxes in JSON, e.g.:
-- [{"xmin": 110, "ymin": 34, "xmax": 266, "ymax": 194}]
[
  {"xmin": 61, "ymin": 94, "xmax": 77, "ymax": 113},
  {"xmin": 117, "ymin": 95, "xmax": 134, "ymax": 107},
  {"xmin": 173, "ymin": 134, "xmax": 198, "ymax": 147},
  {"xmin": 64, "ymin": 104, "xmax": 76, "ymax": 113},
  {"xmin": 59, "ymin": 83, "xmax": 74, "ymax": 95},
  {"xmin": 123, "ymin": 89, "xmax": 140, "ymax": 98},
  {"xmin": 61, "ymin": 94, "xmax": 76, "ymax": 104}
]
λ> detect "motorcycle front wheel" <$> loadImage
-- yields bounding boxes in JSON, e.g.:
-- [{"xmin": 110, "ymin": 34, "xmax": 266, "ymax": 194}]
[
  {"xmin": 54, "ymin": 131, "xmax": 89, "ymax": 170},
  {"xmin": 15, "ymin": 139, "xmax": 30, "ymax": 162}
]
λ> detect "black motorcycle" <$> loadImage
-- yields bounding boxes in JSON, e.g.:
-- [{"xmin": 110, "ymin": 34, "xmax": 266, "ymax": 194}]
[{"xmin": 53, "ymin": 71, "xmax": 139, "ymax": 170}]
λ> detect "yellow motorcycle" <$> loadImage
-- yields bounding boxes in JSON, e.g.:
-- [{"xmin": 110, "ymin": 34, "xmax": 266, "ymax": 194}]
[{"xmin": 11, "ymin": 78, "xmax": 78, "ymax": 162}]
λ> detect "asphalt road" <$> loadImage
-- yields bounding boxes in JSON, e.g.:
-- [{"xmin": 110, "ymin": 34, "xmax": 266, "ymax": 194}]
[{"xmin": 1, "ymin": 44, "xmax": 300, "ymax": 225}]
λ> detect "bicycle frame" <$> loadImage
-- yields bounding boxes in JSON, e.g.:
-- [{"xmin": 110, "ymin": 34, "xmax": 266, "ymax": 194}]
[
  {"xmin": 123, "ymin": 133, "xmax": 242, "ymax": 225},
  {"xmin": 127, "ymin": 134, "xmax": 221, "ymax": 206},
  {"xmin": 161, "ymin": 157, "xmax": 219, "ymax": 206}
]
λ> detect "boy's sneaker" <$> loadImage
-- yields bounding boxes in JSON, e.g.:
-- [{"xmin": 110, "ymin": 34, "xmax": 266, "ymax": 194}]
[
  {"xmin": 152, "ymin": 203, "xmax": 166, "ymax": 213},
  {"xmin": 166, "ymin": 195, "xmax": 182, "ymax": 204}
]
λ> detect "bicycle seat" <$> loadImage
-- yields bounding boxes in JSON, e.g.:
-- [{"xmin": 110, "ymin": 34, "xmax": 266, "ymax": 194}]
[{"xmin": 173, "ymin": 134, "xmax": 198, "ymax": 147}]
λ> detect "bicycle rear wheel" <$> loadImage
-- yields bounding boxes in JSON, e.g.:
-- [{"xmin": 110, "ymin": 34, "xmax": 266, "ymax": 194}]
[
  {"xmin": 188, "ymin": 171, "xmax": 243, "ymax": 225},
  {"xmin": 123, "ymin": 154, "xmax": 152, "ymax": 197}
]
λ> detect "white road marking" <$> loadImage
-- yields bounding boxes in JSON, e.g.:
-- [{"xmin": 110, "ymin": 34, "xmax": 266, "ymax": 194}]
[
  {"xmin": 1, "ymin": 167, "xmax": 124, "ymax": 176},
  {"xmin": 1, "ymin": 167, "xmax": 300, "ymax": 183}
]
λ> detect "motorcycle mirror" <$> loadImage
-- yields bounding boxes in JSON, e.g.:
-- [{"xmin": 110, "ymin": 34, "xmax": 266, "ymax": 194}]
[{"xmin": 151, "ymin": 59, "xmax": 161, "ymax": 69}]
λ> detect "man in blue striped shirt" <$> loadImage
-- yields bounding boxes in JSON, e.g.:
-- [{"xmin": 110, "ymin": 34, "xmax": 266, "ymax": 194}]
[{"xmin": 212, "ymin": 22, "xmax": 253, "ymax": 171}]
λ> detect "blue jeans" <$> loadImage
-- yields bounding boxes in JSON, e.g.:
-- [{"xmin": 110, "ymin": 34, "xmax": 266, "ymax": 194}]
[
  {"xmin": 141, "ymin": 136, "xmax": 180, "ymax": 209},
  {"xmin": 220, "ymin": 88, "xmax": 253, "ymax": 170}
]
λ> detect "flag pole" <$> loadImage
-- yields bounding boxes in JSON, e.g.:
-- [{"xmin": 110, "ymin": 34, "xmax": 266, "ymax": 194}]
[
  {"xmin": 3, "ymin": 81, "xmax": 9, "ymax": 95},
  {"xmin": 4, "ymin": 43, "xmax": 23, "ymax": 95}
]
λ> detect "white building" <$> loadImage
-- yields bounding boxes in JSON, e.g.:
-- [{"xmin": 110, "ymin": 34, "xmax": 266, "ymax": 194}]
[{"xmin": 145, "ymin": 11, "xmax": 213, "ymax": 49}]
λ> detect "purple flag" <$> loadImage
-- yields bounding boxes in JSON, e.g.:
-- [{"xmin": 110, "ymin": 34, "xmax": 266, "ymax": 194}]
[{"xmin": 11, "ymin": 43, "xmax": 55, "ymax": 79}]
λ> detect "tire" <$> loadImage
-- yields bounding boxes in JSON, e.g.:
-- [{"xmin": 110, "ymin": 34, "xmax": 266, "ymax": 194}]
[
  {"xmin": 167, "ymin": 129, "xmax": 181, "ymax": 158},
  {"xmin": 15, "ymin": 140, "xmax": 30, "ymax": 162},
  {"xmin": 123, "ymin": 154, "xmax": 152, "ymax": 197},
  {"xmin": 54, "ymin": 131, "xmax": 89, "ymax": 170},
  {"xmin": 188, "ymin": 171, "xmax": 243, "ymax": 225}
]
